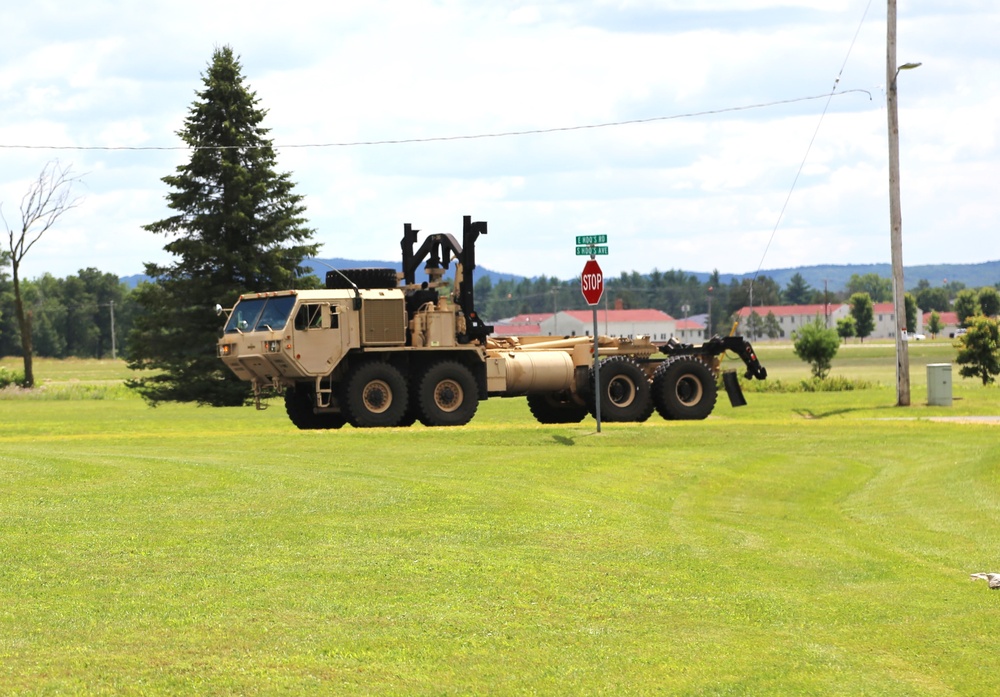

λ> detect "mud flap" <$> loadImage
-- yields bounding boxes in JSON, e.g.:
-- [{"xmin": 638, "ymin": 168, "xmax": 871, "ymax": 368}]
[{"xmin": 723, "ymin": 370, "xmax": 747, "ymax": 407}]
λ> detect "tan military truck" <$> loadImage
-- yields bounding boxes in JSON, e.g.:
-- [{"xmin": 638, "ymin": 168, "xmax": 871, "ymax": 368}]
[{"xmin": 217, "ymin": 216, "xmax": 767, "ymax": 428}]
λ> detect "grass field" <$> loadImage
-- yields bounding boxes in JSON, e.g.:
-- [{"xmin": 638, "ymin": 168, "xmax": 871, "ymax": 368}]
[{"xmin": 2, "ymin": 343, "xmax": 999, "ymax": 695}]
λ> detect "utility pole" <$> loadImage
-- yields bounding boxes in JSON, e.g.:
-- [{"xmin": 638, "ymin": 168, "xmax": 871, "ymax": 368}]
[
  {"xmin": 823, "ymin": 279, "xmax": 830, "ymax": 327},
  {"xmin": 887, "ymin": 0, "xmax": 920, "ymax": 407},
  {"xmin": 109, "ymin": 300, "xmax": 116, "ymax": 360},
  {"xmin": 101, "ymin": 301, "xmax": 118, "ymax": 359},
  {"xmin": 551, "ymin": 289, "xmax": 557, "ymax": 335},
  {"xmin": 706, "ymin": 287, "xmax": 713, "ymax": 340}
]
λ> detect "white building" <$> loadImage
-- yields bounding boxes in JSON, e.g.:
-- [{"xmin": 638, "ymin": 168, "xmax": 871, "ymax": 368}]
[
  {"xmin": 539, "ymin": 308, "xmax": 676, "ymax": 340},
  {"xmin": 736, "ymin": 301, "xmax": 923, "ymax": 340},
  {"xmin": 736, "ymin": 303, "xmax": 850, "ymax": 339}
]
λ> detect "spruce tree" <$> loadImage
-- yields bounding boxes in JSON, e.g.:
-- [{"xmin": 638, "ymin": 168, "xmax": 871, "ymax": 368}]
[{"xmin": 126, "ymin": 46, "xmax": 319, "ymax": 406}]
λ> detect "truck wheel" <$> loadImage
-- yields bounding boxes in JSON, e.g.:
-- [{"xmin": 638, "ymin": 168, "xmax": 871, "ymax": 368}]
[
  {"xmin": 284, "ymin": 384, "xmax": 346, "ymax": 430},
  {"xmin": 344, "ymin": 362, "xmax": 409, "ymax": 427},
  {"xmin": 526, "ymin": 393, "xmax": 588, "ymax": 424},
  {"xmin": 417, "ymin": 361, "xmax": 479, "ymax": 426},
  {"xmin": 325, "ymin": 267, "xmax": 398, "ymax": 290},
  {"xmin": 652, "ymin": 357, "xmax": 718, "ymax": 420},
  {"xmin": 589, "ymin": 356, "xmax": 654, "ymax": 422}
]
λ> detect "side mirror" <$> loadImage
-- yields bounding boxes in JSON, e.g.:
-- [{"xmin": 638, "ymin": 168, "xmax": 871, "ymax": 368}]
[{"xmin": 215, "ymin": 304, "xmax": 223, "ymax": 316}]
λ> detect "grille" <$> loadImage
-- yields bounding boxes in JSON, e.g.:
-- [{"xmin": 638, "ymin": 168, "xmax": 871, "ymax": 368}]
[{"xmin": 362, "ymin": 298, "xmax": 406, "ymax": 345}]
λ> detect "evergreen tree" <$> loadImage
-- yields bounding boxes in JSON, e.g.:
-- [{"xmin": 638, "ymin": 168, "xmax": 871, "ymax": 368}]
[
  {"xmin": 783, "ymin": 272, "xmax": 813, "ymax": 305},
  {"xmin": 126, "ymin": 46, "xmax": 319, "ymax": 406}
]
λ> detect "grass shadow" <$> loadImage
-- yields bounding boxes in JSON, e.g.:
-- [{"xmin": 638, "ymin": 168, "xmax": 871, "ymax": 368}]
[{"xmin": 793, "ymin": 404, "xmax": 896, "ymax": 419}]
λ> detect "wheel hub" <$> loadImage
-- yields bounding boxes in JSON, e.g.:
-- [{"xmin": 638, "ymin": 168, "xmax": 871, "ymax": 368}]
[
  {"xmin": 434, "ymin": 380, "xmax": 463, "ymax": 412},
  {"xmin": 363, "ymin": 380, "xmax": 392, "ymax": 414}
]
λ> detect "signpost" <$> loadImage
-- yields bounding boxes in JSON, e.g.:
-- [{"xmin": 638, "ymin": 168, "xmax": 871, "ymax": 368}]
[{"xmin": 580, "ymin": 250, "xmax": 606, "ymax": 431}]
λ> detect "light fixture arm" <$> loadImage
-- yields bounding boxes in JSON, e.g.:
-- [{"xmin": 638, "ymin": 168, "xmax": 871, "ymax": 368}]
[{"xmin": 891, "ymin": 61, "xmax": 922, "ymax": 90}]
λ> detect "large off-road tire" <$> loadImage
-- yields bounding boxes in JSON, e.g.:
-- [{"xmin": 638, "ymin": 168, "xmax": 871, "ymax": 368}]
[
  {"xmin": 589, "ymin": 356, "xmax": 654, "ymax": 423},
  {"xmin": 526, "ymin": 393, "xmax": 588, "ymax": 424},
  {"xmin": 284, "ymin": 384, "xmax": 346, "ymax": 430},
  {"xmin": 652, "ymin": 357, "xmax": 718, "ymax": 421},
  {"xmin": 417, "ymin": 361, "xmax": 479, "ymax": 427},
  {"xmin": 343, "ymin": 361, "xmax": 409, "ymax": 428},
  {"xmin": 325, "ymin": 267, "xmax": 398, "ymax": 290}
]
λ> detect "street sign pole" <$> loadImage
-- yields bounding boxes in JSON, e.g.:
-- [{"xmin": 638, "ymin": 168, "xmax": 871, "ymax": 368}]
[
  {"xmin": 580, "ymin": 255, "xmax": 605, "ymax": 433},
  {"xmin": 592, "ymin": 304, "xmax": 601, "ymax": 433}
]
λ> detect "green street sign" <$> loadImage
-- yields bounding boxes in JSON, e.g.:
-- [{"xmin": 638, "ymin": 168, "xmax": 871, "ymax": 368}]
[
  {"xmin": 575, "ymin": 234, "xmax": 608, "ymax": 245},
  {"xmin": 576, "ymin": 245, "xmax": 609, "ymax": 256}
]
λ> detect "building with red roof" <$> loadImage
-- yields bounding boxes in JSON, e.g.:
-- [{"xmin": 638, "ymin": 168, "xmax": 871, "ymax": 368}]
[
  {"xmin": 923, "ymin": 310, "xmax": 959, "ymax": 338},
  {"xmin": 736, "ymin": 301, "xmax": 923, "ymax": 340}
]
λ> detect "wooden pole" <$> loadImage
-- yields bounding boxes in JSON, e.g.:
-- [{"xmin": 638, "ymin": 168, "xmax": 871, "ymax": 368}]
[{"xmin": 887, "ymin": 0, "xmax": 911, "ymax": 406}]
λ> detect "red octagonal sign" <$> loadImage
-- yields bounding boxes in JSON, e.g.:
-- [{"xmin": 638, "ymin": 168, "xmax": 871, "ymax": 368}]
[{"xmin": 581, "ymin": 259, "xmax": 604, "ymax": 306}]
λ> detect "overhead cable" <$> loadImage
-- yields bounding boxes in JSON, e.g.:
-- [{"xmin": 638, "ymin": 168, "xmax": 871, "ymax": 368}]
[
  {"xmin": 0, "ymin": 90, "xmax": 872, "ymax": 152},
  {"xmin": 748, "ymin": 0, "xmax": 876, "ymax": 289}
]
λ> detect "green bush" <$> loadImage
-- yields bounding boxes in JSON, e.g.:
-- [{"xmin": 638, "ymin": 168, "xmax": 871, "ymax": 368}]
[
  {"xmin": 955, "ymin": 315, "xmax": 1000, "ymax": 385},
  {"xmin": 0, "ymin": 367, "xmax": 26, "ymax": 389},
  {"xmin": 740, "ymin": 375, "xmax": 876, "ymax": 393},
  {"xmin": 792, "ymin": 317, "xmax": 841, "ymax": 379}
]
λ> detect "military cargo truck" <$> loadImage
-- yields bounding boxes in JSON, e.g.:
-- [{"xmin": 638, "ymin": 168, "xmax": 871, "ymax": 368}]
[{"xmin": 217, "ymin": 216, "xmax": 767, "ymax": 428}]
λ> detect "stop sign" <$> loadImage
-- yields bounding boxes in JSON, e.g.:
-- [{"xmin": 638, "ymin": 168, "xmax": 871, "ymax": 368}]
[{"xmin": 581, "ymin": 259, "xmax": 604, "ymax": 305}]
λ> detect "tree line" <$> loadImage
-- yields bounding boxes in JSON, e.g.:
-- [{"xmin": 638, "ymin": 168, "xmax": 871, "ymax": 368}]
[
  {"xmin": 472, "ymin": 269, "xmax": 1000, "ymax": 337},
  {"xmin": 4, "ymin": 245, "xmax": 1000, "ymax": 366},
  {"xmin": 0, "ymin": 268, "xmax": 137, "ymax": 360}
]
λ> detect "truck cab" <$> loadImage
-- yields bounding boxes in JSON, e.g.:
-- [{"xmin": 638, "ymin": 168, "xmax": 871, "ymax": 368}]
[{"xmin": 218, "ymin": 289, "xmax": 370, "ymax": 387}]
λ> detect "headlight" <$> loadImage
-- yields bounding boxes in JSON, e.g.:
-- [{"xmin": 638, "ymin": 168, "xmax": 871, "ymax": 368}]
[
  {"xmin": 264, "ymin": 340, "xmax": 282, "ymax": 353},
  {"xmin": 218, "ymin": 343, "xmax": 234, "ymax": 357}
]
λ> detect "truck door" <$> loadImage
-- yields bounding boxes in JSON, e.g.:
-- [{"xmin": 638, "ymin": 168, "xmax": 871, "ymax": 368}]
[{"xmin": 291, "ymin": 302, "xmax": 347, "ymax": 375}]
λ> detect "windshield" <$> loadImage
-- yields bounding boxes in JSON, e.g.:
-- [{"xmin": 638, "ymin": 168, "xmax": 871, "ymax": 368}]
[{"xmin": 224, "ymin": 295, "xmax": 296, "ymax": 333}]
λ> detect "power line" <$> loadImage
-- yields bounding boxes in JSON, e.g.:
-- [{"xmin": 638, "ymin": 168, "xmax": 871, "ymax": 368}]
[{"xmin": 0, "ymin": 90, "xmax": 871, "ymax": 152}]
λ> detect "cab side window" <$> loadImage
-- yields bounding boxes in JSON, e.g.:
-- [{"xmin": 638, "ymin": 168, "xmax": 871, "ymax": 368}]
[{"xmin": 294, "ymin": 304, "xmax": 324, "ymax": 330}]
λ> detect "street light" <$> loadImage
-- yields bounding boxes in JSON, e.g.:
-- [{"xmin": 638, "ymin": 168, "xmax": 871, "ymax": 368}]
[
  {"xmin": 894, "ymin": 62, "xmax": 923, "ymax": 86},
  {"xmin": 887, "ymin": 0, "xmax": 920, "ymax": 406}
]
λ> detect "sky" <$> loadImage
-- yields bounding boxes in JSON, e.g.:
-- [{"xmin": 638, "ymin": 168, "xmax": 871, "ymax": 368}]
[{"xmin": 1, "ymin": 0, "xmax": 998, "ymax": 285}]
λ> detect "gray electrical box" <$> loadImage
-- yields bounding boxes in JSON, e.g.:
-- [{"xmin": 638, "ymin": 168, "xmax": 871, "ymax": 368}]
[{"xmin": 927, "ymin": 363, "xmax": 952, "ymax": 407}]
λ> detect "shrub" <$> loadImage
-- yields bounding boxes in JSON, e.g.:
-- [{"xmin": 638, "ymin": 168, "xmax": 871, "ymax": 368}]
[
  {"xmin": 955, "ymin": 315, "xmax": 1000, "ymax": 386},
  {"xmin": 792, "ymin": 317, "xmax": 841, "ymax": 379},
  {"xmin": 0, "ymin": 367, "xmax": 26, "ymax": 389},
  {"xmin": 740, "ymin": 376, "xmax": 876, "ymax": 393}
]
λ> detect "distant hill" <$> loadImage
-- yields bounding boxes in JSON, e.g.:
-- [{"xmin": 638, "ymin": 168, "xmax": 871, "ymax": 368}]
[
  {"xmin": 120, "ymin": 257, "xmax": 521, "ymax": 289},
  {"xmin": 302, "ymin": 257, "xmax": 523, "ymax": 287},
  {"xmin": 696, "ymin": 260, "xmax": 1000, "ymax": 292},
  {"xmin": 120, "ymin": 258, "xmax": 1000, "ymax": 291}
]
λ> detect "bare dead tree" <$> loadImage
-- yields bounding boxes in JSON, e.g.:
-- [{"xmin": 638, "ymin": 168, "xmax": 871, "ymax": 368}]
[{"xmin": 1, "ymin": 161, "xmax": 84, "ymax": 388}]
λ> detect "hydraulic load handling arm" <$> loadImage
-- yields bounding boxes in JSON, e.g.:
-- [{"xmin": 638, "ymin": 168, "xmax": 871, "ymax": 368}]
[{"xmin": 660, "ymin": 335, "xmax": 768, "ymax": 381}]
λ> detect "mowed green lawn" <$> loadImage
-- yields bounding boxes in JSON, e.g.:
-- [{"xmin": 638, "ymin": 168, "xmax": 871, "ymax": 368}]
[{"xmin": 2, "ymin": 344, "xmax": 999, "ymax": 695}]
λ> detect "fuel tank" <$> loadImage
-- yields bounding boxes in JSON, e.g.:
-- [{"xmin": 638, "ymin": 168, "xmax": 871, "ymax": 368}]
[{"xmin": 490, "ymin": 350, "xmax": 577, "ymax": 394}]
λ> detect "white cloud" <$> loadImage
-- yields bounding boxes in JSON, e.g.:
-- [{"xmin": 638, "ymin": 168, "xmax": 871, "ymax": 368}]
[{"xmin": 0, "ymin": 0, "xmax": 998, "ymax": 284}]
